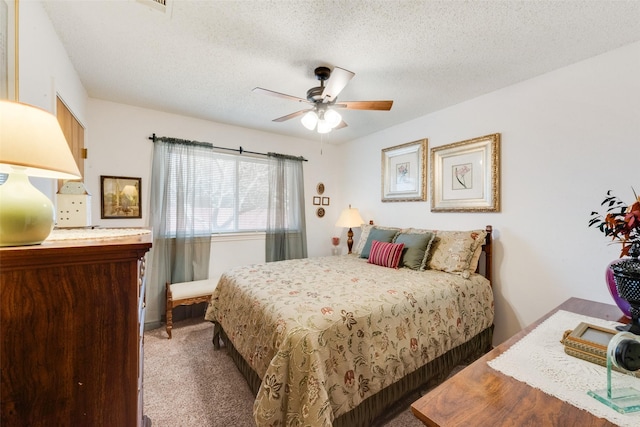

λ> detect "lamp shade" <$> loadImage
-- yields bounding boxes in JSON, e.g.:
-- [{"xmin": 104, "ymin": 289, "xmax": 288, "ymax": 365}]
[
  {"xmin": 316, "ymin": 119, "xmax": 332, "ymax": 134},
  {"xmin": 335, "ymin": 206, "xmax": 364, "ymax": 228},
  {"xmin": 301, "ymin": 110, "xmax": 318, "ymax": 131},
  {"xmin": 324, "ymin": 109, "xmax": 342, "ymax": 128},
  {"xmin": 0, "ymin": 100, "xmax": 81, "ymax": 179},
  {"xmin": 0, "ymin": 101, "xmax": 82, "ymax": 246}
]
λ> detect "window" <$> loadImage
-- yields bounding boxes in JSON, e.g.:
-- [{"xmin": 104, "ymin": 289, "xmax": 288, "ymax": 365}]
[{"xmin": 164, "ymin": 150, "xmax": 269, "ymax": 234}]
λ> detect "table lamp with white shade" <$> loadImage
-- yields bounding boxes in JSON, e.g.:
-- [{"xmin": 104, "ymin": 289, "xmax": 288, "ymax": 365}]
[
  {"xmin": 335, "ymin": 205, "xmax": 364, "ymax": 254},
  {"xmin": 0, "ymin": 100, "xmax": 82, "ymax": 246}
]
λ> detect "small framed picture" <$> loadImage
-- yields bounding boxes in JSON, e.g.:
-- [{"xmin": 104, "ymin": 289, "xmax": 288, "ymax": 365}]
[
  {"xmin": 100, "ymin": 175, "xmax": 142, "ymax": 219},
  {"xmin": 313, "ymin": 196, "xmax": 321, "ymax": 205},
  {"xmin": 322, "ymin": 197, "xmax": 330, "ymax": 206}
]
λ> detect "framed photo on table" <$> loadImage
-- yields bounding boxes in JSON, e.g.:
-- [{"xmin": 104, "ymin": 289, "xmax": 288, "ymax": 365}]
[
  {"xmin": 381, "ymin": 138, "xmax": 427, "ymax": 202},
  {"xmin": 431, "ymin": 133, "xmax": 500, "ymax": 212},
  {"xmin": 100, "ymin": 176, "xmax": 142, "ymax": 219}
]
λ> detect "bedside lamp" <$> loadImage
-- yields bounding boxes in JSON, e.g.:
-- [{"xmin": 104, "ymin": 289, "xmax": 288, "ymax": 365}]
[
  {"xmin": 0, "ymin": 100, "xmax": 81, "ymax": 246},
  {"xmin": 335, "ymin": 205, "xmax": 364, "ymax": 254}
]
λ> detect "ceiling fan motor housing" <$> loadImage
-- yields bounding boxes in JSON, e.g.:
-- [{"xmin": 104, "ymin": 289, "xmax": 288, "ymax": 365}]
[
  {"xmin": 314, "ymin": 67, "xmax": 331, "ymax": 81},
  {"xmin": 306, "ymin": 67, "xmax": 332, "ymax": 102},
  {"xmin": 306, "ymin": 87, "xmax": 325, "ymax": 103}
]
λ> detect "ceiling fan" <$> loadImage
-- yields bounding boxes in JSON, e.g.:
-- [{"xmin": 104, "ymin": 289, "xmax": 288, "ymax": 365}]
[{"xmin": 253, "ymin": 66, "xmax": 393, "ymax": 134}]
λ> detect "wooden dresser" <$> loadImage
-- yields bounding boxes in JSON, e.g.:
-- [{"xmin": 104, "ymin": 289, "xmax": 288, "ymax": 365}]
[{"xmin": 0, "ymin": 232, "xmax": 152, "ymax": 426}]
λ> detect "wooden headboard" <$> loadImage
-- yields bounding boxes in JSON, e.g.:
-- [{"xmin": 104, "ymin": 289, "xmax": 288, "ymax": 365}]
[{"xmin": 478, "ymin": 225, "xmax": 493, "ymax": 283}]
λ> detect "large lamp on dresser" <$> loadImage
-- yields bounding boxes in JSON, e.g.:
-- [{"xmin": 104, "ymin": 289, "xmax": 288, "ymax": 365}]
[
  {"xmin": 0, "ymin": 100, "xmax": 81, "ymax": 246},
  {"xmin": 335, "ymin": 204, "xmax": 364, "ymax": 254}
]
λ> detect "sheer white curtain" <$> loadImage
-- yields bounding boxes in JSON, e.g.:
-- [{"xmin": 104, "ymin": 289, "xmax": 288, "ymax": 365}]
[
  {"xmin": 265, "ymin": 153, "xmax": 307, "ymax": 262},
  {"xmin": 148, "ymin": 138, "xmax": 217, "ymax": 316}
]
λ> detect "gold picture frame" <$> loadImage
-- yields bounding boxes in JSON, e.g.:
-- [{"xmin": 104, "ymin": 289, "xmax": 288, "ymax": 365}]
[
  {"xmin": 381, "ymin": 138, "xmax": 427, "ymax": 202},
  {"xmin": 562, "ymin": 322, "xmax": 617, "ymax": 370},
  {"xmin": 431, "ymin": 133, "xmax": 500, "ymax": 212},
  {"xmin": 100, "ymin": 176, "xmax": 142, "ymax": 219}
]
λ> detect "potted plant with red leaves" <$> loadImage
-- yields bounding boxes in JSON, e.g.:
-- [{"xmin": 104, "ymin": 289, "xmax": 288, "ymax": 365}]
[{"xmin": 590, "ymin": 189, "xmax": 640, "ymax": 334}]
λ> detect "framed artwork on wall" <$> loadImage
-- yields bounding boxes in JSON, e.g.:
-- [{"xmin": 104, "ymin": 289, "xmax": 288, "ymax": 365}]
[
  {"xmin": 381, "ymin": 138, "xmax": 427, "ymax": 202},
  {"xmin": 322, "ymin": 197, "xmax": 330, "ymax": 206},
  {"xmin": 430, "ymin": 133, "xmax": 500, "ymax": 212},
  {"xmin": 313, "ymin": 196, "xmax": 321, "ymax": 205},
  {"xmin": 100, "ymin": 175, "xmax": 142, "ymax": 219}
]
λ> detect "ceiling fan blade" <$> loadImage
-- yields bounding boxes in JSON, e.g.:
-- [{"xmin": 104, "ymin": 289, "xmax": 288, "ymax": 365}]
[
  {"xmin": 321, "ymin": 67, "xmax": 355, "ymax": 102},
  {"xmin": 334, "ymin": 100, "xmax": 393, "ymax": 111},
  {"xmin": 334, "ymin": 120, "xmax": 348, "ymax": 130},
  {"xmin": 272, "ymin": 109, "xmax": 311, "ymax": 122},
  {"xmin": 253, "ymin": 87, "xmax": 309, "ymax": 104}
]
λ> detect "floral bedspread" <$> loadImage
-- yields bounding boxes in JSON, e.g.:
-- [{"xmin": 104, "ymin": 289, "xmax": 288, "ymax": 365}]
[{"xmin": 204, "ymin": 255, "xmax": 493, "ymax": 427}]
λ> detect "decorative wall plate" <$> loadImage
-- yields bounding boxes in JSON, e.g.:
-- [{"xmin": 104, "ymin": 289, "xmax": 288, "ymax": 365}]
[
  {"xmin": 316, "ymin": 183, "xmax": 325, "ymax": 195},
  {"xmin": 316, "ymin": 207, "xmax": 325, "ymax": 218}
]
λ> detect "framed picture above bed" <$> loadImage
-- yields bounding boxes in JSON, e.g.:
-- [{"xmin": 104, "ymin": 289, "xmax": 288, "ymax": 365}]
[
  {"xmin": 431, "ymin": 133, "xmax": 501, "ymax": 212},
  {"xmin": 381, "ymin": 138, "xmax": 427, "ymax": 202}
]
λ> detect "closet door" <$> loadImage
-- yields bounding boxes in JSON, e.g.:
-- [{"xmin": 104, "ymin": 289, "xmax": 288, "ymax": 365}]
[{"xmin": 56, "ymin": 96, "xmax": 85, "ymax": 182}]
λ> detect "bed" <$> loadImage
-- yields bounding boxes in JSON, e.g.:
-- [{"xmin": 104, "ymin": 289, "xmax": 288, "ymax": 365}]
[{"xmin": 205, "ymin": 225, "xmax": 494, "ymax": 427}]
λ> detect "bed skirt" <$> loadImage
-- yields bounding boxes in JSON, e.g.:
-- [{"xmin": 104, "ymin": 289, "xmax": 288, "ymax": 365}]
[{"xmin": 212, "ymin": 322, "xmax": 493, "ymax": 427}]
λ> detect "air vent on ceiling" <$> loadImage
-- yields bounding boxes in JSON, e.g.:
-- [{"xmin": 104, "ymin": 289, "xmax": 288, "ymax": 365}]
[{"xmin": 137, "ymin": 0, "xmax": 169, "ymax": 13}]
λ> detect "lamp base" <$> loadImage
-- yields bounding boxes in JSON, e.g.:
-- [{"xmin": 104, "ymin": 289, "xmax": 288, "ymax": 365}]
[
  {"xmin": 0, "ymin": 171, "xmax": 55, "ymax": 246},
  {"xmin": 347, "ymin": 227, "xmax": 354, "ymax": 254}
]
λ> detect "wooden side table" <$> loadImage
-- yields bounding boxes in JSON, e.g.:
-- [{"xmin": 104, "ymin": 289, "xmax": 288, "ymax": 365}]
[{"xmin": 411, "ymin": 297, "xmax": 628, "ymax": 427}]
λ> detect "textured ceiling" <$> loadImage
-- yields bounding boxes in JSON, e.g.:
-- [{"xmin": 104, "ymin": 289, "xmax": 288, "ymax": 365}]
[{"xmin": 42, "ymin": 0, "xmax": 640, "ymax": 144}]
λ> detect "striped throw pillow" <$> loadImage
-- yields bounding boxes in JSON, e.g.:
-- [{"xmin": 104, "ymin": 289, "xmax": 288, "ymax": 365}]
[{"xmin": 368, "ymin": 240, "xmax": 405, "ymax": 269}]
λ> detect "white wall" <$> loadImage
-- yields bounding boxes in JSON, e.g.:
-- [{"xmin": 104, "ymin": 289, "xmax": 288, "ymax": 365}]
[
  {"xmin": 342, "ymin": 41, "xmax": 640, "ymax": 344},
  {"xmin": 18, "ymin": 1, "xmax": 88, "ymax": 195}
]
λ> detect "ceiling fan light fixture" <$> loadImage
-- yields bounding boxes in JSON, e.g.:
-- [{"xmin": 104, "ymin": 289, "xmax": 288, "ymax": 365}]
[
  {"xmin": 324, "ymin": 109, "xmax": 342, "ymax": 128},
  {"xmin": 301, "ymin": 111, "xmax": 318, "ymax": 130},
  {"xmin": 317, "ymin": 119, "xmax": 332, "ymax": 134}
]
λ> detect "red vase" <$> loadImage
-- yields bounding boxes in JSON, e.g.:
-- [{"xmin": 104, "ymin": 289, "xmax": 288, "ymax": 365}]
[{"xmin": 607, "ymin": 259, "xmax": 632, "ymax": 319}]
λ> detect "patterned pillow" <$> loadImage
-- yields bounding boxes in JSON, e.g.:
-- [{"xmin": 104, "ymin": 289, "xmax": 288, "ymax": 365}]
[
  {"xmin": 426, "ymin": 229, "xmax": 487, "ymax": 277},
  {"xmin": 360, "ymin": 228, "xmax": 400, "ymax": 258},
  {"xmin": 352, "ymin": 223, "xmax": 374, "ymax": 256},
  {"xmin": 368, "ymin": 240, "xmax": 405, "ymax": 269},
  {"xmin": 392, "ymin": 232, "xmax": 436, "ymax": 270}
]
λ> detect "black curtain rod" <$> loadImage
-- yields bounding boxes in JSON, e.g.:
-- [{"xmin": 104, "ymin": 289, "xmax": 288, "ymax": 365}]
[{"xmin": 148, "ymin": 133, "xmax": 307, "ymax": 161}]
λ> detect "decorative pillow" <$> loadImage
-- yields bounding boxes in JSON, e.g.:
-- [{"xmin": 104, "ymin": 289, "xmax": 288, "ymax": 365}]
[
  {"xmin": 352, "ymin": 223, "xmax": 374, "ymax": 256},
  {"xmin": 467, "ymin": 240, "xmax": 486, "ymax": 273},
  {"xmin": 360, "ymin": 227, "xmax": 400, "ymax": 258},
  {"xmin": 393, "ymin": 232, "xmax": 436, "ymax": 270},
  {"xmin": 368, "ymin": 240, "xmax": 404, "ymax": 269},
  {"xmin": 426, "ymin": 229, "xmax": 488, "ymax": 277}
]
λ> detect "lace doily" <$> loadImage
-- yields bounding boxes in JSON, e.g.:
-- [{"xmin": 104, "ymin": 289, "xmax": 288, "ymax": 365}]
[
  {"xmin": 46, "ymin": 228, "xmax": 151, "ymax": 241},
  {"xmin": 488, "ymin": 310, "xmax": 640, "ymax": 426}
]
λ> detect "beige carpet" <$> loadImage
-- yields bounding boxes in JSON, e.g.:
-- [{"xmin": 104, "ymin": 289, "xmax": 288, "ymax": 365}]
[{"xmin": 144, "ymin": 318, "xmax": 463, "ymax": 427}]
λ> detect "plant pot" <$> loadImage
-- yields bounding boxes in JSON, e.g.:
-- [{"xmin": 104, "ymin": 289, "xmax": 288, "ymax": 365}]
[
  {"xmin": 611, "ymin": 257, "xmax": 640, "ymax": 335},
  {"xmin": 607, "ymin": 259, "xmax": 632, "ymax": 319}
]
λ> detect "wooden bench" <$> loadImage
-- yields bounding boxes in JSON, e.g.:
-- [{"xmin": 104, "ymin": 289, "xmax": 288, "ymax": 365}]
[{"xmin": 165, "ymin": 279, "xmax": 216, "ymax": 339}]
